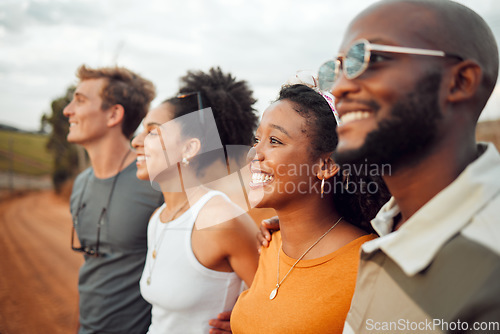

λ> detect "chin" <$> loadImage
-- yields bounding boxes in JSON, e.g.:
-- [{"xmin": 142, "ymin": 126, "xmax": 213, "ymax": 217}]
[
  {"xmin": 335, "ymin": 141, "xmax": 355, "ymax": 156},
  {"xmin": 336, "ymin": 132, "xmax": 367, "ymax": 152},
  {"xmin": 66, "ymin": 134, "xmax": 78, "ymax": 144},
  {"xmin": 248, "ymin": 188, "xmax": 266, "ymax": 209},
  {"xmin": 136, "ymin": 169, "xmax": 150, "ymax": 181},
  {"xmin": 333, "ymin": 142, "xmax": 363, "ymax": 165}
]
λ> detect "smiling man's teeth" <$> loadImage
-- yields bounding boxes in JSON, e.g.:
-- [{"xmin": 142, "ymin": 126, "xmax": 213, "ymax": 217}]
[
  {"xmin": 251, "ymin": 173, "xmax": 273, "ymax": 183},
  {"xmin": 69, "ymin": 123, "xmax": 77, "ymax": 127},
  {"xmin": 137, "ymin": 156, "xmax": 147, "ymax": 162},
  {"xmin": 340, "ymin": 111, "xmax": 371, "ymax": 124}
]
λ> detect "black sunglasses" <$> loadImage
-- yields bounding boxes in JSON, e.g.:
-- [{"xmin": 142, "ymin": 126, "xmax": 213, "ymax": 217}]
[
  {"xmin": 177, "ymin": 91, "xmax": 205, "ymax": 125},
  {"xmin": 71, "ymin": 206, "xmax": 105, "ymax": 257},
  {"xmin": 71, "ymin": 161, "xmax": 123, "ymax": 257}
]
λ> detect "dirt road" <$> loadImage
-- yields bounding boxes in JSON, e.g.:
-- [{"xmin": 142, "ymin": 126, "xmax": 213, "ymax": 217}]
[
  {"xmin": 0, "ymin": 190, "xmax": 276, "ymax": 334},
  {"xmin": 0, "ymin": 191, "xmax": 83, "ymax": 334}
]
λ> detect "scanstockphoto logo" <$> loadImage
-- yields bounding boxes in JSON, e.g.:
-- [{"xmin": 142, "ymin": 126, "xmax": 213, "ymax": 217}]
[
  {"xmin": 257, "ymin": 162, "xmax": 391, "ymax": 196},
  {"xmin": 143, "ymin": 107, "xmax": 391, "ymax": 229},
  {"xmin": 366, "ymin": 318, "xmax": 500, "ymax": 332}
]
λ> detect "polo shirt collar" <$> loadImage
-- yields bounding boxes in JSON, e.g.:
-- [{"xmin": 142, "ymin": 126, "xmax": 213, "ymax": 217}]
[{"xmin": 361, "ymin": 143, "xmax": 500, "ymax": 276}]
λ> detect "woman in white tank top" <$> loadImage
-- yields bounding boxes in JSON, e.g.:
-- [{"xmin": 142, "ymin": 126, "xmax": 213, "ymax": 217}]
[{"xmin": 131, "ymin": 68, "xmax": 260, "ymax": 333}]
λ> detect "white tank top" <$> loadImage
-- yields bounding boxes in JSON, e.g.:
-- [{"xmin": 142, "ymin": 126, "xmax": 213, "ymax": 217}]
[{"xmin": 140, "ymin": 190, "xmax": 243, "ymax": 334}]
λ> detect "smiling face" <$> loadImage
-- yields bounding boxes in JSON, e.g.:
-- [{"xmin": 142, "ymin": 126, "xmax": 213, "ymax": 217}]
[
  {"xmin": 131, "ymin": 102, "xmax": 184, "ymax": 181},
  {"xmin": 63, "ymin": 78, "xmax": 111, "ymax": 146},
  {"xmin": 249, "ymin": 99, "xmax": 323, "ymax": 209},
  {"xmin": 330, "ymin": 2, "xmax": 449, "ymax": 169}
]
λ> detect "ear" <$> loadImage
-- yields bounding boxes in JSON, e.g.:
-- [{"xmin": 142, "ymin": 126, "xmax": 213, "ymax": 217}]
[
  {"xmin": 316, "ymin": 156, "xmax": 340, "ymax": 180},
  {"xmin": 107, "ymin": 104, "xmax": 125, "ymax": 128},
  {"xmin": 182, "ymin": 138, "xmax": 201, "ymax": 160},
  {"xmin": 446, "ymin": 60, "xmax": 482, "ymax": 103}
]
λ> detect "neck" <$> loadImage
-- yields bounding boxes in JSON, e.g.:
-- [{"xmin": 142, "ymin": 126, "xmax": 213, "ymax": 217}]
[
  {"xmin": 84, "ymin": 133, "xmax": 134, "ymax": 179},
  {"xmin": 162, "ymin": 191, "xmax": 190, "ymax": 210},
  {"xmin": 160, "ymin": 186, "xmax": 206, "ymax": 219},
  {"xmin": 386, "ymin": 136, "xmax": 478, "ymax": 229},
  {"xmin": 276, "ymin": 194, "xmax": 342, "ymax": 258}
]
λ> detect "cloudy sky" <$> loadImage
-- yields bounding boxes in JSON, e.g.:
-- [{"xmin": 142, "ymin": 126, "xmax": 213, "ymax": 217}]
[{"xmin": 1, "ymin": 0, "xmax": 500, "ymax": 131}]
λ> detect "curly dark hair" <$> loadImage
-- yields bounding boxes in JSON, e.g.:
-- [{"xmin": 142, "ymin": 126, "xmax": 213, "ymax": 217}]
[
  {"xmin": 77, "ymin": 65, "xmax": 156, "ymax": 139},
  {"xmin": 277, "ymin": 84, "xmax": 390, "ymax": 232},
  {"xmin": 159, "ymin": 67, "xmax": 258, "ymax": 177},
  {"xmin": 164, "ymin": 67, "xmax": 258, "ymax": 147}
]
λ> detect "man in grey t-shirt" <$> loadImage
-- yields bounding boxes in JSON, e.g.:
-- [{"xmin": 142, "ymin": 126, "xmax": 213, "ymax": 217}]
[{"xmin": 64, "ymin": 65, "xmax": 162, "ymax": 333}]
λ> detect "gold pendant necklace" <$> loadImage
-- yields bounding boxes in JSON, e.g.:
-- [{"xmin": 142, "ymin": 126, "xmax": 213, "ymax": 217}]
[
  {"xmin": 151, "ymin": 200, "xmax": 190, "ymax": 259},
  {"xmin": 146, "ymin": 200, "xmax": 190, "ymax": 285},
  {"xmin": 270, "ymin": 216, "xmax": 343, "ymax": 300}
]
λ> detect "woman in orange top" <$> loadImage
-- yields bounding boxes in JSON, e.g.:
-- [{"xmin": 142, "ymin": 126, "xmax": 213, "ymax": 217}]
[{"xmin": 230, "ymin": 83, "xmax": 389, "ymax": 333}]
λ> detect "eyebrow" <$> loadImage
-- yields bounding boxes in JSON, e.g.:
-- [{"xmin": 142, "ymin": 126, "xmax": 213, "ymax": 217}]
[
  {"xmin": 74, "ymin": 92, "xmax": 88, "ymax": 99},
  {"xmin": 145, "ymin": 122, "xmax": 162, "ymax": 128},
  {"xmin": 368, "ymin": 38, "xmax": 403, "ymax": 47},
  {"xmin": 270, "ymin": 124, "xmax": 290, "ymax": 137},
  {"xmin": 369, "ymin": 38, "xmax": 389, "ymax": 44}
]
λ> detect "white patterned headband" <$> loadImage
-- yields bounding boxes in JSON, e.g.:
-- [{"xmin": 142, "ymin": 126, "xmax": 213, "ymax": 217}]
[{"xmin": 286, "ymin": 70, "xmax": 341, "ymax": 125}]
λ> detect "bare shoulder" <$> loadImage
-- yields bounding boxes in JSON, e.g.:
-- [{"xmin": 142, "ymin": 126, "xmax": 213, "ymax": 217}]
[
  {"xmin": 190, "ymin": 195, "xmax": 259, "ymax": 280},
  {"xmin": 195, "ymin": 194, "xmax": 257, "ymax": 232},
  {"xmin": 193, "ymin": 193, "xmax": 258, "ymax": 261}
]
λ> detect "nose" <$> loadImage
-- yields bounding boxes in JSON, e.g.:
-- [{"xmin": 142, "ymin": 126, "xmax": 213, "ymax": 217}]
[
  {"xmin": 248, "ymin": 141, "xmax": 266, "ymax": 163},
  {"xmin": 131, "ymin": 131, "xmax": 146, "ymax": 150},
  {"xmin": 329, "ymin": 70, "xmax": 360, "ymax": 101},
  {"xmin": 63, "ymin": 101, "xmax": 73, "ymax": 117},
  {"xmin": 246, "ymin": 147, "xmax": 257, "ymax": 164}
]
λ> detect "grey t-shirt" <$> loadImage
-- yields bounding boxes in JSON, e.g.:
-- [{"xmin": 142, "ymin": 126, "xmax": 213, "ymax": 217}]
[{"xmin": 70, "ymin": 162, "xmax": 163, "ymax": 334}]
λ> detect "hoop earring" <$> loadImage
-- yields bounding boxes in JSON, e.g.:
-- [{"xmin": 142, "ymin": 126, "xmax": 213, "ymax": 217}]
[
  {"xmin": 181, "ymin": 157, "xmax": 189, "ymax": 167},
  {"xmin": 321, "ymin": 177, "xmax": 325, "ymax": 198}
]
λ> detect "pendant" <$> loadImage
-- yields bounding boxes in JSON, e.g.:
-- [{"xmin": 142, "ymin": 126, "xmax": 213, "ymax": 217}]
[
  {"xmin": 147, "ymin": 277, "xmax": 151, "ymax": 285},
  {"xmin": 269, "ymin": 287, "xmax": 278, "ymax": 300},
  {"xmin": 152, "ymin": 250, "xmax": 157, "ymax": 259}
]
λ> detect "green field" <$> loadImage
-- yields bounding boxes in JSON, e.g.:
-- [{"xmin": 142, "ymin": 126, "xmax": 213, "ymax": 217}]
[{"xmin": 0, "ymin": 130, "xmax": 53, "ymax": 176}]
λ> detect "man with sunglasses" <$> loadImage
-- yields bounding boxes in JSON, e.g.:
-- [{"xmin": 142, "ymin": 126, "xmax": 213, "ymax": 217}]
[
  {"xmin": 64, "ymin": 65, "xmax": 163, "ymax": 334},
  {"xmin": 319, "ymin": 0, "xmax": 500, "ymax": 332}
]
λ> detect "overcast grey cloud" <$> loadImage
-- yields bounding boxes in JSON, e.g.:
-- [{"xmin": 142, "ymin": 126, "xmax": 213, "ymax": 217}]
[{"xmin": 1, "ymin": 0, "xmax": 499, "ymax": 131}]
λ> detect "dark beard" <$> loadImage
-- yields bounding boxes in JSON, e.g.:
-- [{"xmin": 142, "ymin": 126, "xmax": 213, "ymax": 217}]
[{"xmin": 333, "ymin": 72, "xmax": 443, "ymax": 172}]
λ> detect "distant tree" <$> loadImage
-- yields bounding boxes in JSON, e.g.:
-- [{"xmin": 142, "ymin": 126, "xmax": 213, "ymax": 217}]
[{"xmin": 41, "ymin": 86, "xmax": 88, "ymax": 193}]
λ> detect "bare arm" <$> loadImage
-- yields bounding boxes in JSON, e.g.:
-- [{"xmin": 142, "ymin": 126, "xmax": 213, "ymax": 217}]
[
  {"xmin": 195, "ymin": 196, "xmax": 260, "ymax": 286},
  {"xmin": 222, "ymin": 214, "xmax": 260, "ymax": 287},
  {"xmin": 206, "ymin": 214, "xmax": 259, "ymax": 334}
]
